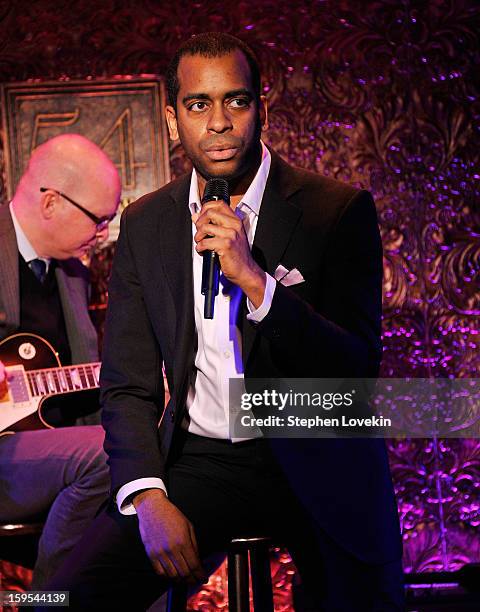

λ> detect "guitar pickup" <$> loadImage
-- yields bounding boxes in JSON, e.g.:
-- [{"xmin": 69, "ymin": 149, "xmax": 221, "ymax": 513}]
[{"xmin": 3, "ymin": 366, "xmax": 31, "ymax": 404}]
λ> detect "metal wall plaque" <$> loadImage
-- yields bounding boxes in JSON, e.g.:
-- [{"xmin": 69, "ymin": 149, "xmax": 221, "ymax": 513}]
[{"xmin": 1, "ymin": 78, "xmax": 170, "ymax": 241}]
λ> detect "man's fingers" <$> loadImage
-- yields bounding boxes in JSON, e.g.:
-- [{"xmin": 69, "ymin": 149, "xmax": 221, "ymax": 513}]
[
  {"xmin": 177, "ymin": 551, "xmax": 205, "ymax": 584},
  {"xmin": 195, "ymin": 223, "xmax": 237, "ymax": 243},
  {"xmin": 200, "ymin": 200, "xmax": 231, "ymax": 215},
  {"xmin": 196, "ymin": 237, "xmax": 223, "ymax": 254},
  {"xmin": 183, "ymin": 555, "xmax": 207, "ymax": 584},
  {"xmin": 155, "ymin": 547, "xmax": 205, "ymax": 585},
  {"xmin": 148, "ymin": 544, "xmax": 197, "ymax": 582},
  {"xmin": 196, "ymin": 207, "xmax": 241, "ymax": 232},
  {"xmin": 157, "ymin": 551, "xmax": 182, "ymax": 579},
  {"xmin": 188, "ymin": 522, "xmax": 200, "ymax": 558},
  {"xmin": 150, "ymin": 557, "xmax": 167, "ymax": 578},
  {"xmin": 185, "ymin": 524, "xmax": 208, "ymax": 582},
  {"xmin": 169, "ymin": 550, "xmax": 193, "ymax": 579}
]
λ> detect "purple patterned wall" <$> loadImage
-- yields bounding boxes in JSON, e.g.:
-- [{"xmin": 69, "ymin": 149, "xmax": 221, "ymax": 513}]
[{"xmin": 1, "ymin": 0, "xmax": 479, "ymax": 602}]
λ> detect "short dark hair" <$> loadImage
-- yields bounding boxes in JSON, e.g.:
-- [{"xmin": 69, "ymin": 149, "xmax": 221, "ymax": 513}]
[{"xmin": 166, "ymin": 32, "xmax": 261, "ymax": 109}]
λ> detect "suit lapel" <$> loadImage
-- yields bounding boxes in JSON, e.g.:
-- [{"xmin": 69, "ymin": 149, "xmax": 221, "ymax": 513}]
[
  {"xmin": 157, "ymin": 176, "xmax": 195, "ymax": 403},
  {"xmin": 243, "ymin": 152, "xmax": 302, "ymax": 364},
  {"xmin": 56, "ymin": 263, "xmax": 99, "ymax": 363},
  {"xmin": 0, "ymin": 205, "xmax": 20, "ymax": 336},
  {"xmin": 251, "ymin": 153, "xmax": 303, "ymax": 275}
]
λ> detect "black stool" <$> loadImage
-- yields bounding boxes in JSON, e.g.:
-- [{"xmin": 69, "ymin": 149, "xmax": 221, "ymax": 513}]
[
  {"xmin": 0, "ymin": 522, "xmax": 44, "ymax": 537},
  {"xmin": 0, "ymin": 522, "xmax": 44, "ymax": 572},
  {"xmin": 167, "ymin": 536, "xmax": 274, "ymax": 612}
]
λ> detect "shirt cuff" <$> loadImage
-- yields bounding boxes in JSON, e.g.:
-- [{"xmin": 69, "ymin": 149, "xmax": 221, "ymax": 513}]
[
  {"xmin": 116, "ymin": 477, "xmax": 168, "ymax": 515},
  {"xmin": 246, "ymin": 272, "xmax": 276, "ymax": 323}
]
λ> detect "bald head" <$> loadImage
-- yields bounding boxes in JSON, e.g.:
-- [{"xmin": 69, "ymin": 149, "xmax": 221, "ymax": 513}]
[
  {"xmin": 12, "ymin": 134, "xmax": 121, "ymax": 260},
  {"xmin": 18, "ymin": 134, "xmax": 120, "ymax": 205}
]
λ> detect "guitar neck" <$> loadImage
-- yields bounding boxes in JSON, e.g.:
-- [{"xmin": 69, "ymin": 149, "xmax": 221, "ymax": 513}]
[{"xmin": 25, "ymin": 363, "xmax": 101, "ymax": 398}]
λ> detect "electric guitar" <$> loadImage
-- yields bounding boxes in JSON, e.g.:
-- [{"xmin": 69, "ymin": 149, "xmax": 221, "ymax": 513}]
[{"xmin": 0, "ymin": 333, "xmax": 100, "ymax": 433}]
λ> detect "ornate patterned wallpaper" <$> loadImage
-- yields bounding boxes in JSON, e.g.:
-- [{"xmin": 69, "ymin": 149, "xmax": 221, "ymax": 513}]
[{"xmin": 1, "ymin": 0, "xmax": 478, "ymax": 607}]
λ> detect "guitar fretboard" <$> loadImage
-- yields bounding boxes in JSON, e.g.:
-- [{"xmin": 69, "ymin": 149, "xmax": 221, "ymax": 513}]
[{"xmin": 26, "ymin": 363, "xmax": 101, "ymax": 397}]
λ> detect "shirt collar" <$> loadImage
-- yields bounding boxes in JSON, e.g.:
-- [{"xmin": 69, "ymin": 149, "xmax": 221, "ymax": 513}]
[
  {"xmin": 9, "ymin": 201, "xmax": 50, "ymax": 267},
  {"xmin": 188, "ymin": 141, "xmax": 271, "ymax": 217}
]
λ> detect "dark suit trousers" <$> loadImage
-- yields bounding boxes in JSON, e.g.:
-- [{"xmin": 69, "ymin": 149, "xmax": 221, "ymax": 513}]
[{"xmin": 44, "ymin": 431, "xmax": 405, "ymax": 611}]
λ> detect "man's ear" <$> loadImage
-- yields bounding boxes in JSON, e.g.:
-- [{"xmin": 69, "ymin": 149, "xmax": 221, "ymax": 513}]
[
  {"xmin": 259, "ymin": 95, "xmax": 269, "ymax": 132},
  {"xmin": 39, "ymin": 189, "xmax": 57, "ymax": 220},
  {"xmin": 165, "ymin": 106, "xmax": 179, "ymax": 141}
]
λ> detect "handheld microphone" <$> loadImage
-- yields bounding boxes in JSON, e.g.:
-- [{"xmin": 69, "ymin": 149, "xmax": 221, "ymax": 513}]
[{"xmin": 200, "ymin": 178, "xmax": 230, "ymax": 319}]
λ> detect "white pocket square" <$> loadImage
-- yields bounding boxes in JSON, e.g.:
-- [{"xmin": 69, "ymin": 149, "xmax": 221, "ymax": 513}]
[{"xmin": 274, "ymin": 264, "xmax": 305, "ymax": 287}]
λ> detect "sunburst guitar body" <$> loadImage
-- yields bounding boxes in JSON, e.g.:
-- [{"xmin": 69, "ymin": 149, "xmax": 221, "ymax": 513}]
[{"xmin": 0, "ymin": 333, "xmax": 100, "ymax": 434}]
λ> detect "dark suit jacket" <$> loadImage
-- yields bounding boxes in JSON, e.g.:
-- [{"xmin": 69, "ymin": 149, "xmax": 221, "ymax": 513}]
[
  {"xmin": 0, "ymin": 203, "xmax": 98, "ymax": 364},
  {"xmin": 100, "ymin": 150, "xmax": 403, "ymax": 564}
]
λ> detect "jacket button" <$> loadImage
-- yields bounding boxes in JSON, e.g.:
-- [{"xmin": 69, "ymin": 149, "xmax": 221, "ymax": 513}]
[
  {"xmin": 272, "ymin": 328, "xmax": 280, "ymax": 339},
  {"xmin": 170, "ymin": 409, "xmax": 175, "ymax": 422}
]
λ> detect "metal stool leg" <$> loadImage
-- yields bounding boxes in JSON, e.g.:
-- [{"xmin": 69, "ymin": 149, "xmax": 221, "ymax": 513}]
[
  {"xmin": 166, "ymin": 584, "xmax": 188, "ymax": 612},
  {"xmin": 250, "ymin": 544, "xmax": 274, "ymax": 612},
  {"xmin": 228, "ymin": 549, "xmax": 250, "ymax": 612}
]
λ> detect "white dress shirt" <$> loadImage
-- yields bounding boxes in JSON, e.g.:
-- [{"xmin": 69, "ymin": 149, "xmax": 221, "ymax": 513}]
[
  {"xmin": 9, "ymin": 202, "xmax": 51, "ymax": 271},
  {"xmin": 117, "ymin": 143, "xmax": 277, "ymax": 514}
]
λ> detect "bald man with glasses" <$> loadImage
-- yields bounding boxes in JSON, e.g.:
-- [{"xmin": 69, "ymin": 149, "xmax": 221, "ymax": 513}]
[
  {"xmin": 39, "ymin": 187, "xmax": 117, "ymax": 232},
  {"xmin": 0, "ymin": 134, "xmax": 121, "ymax": 589}
]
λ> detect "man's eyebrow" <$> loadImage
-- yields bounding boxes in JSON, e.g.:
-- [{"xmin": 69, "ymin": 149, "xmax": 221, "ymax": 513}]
[
  {"xmin": 224, "ymin": 88, "xmax": 253, "ymax": 99},
  {"xmin": 182, "ymin": 93, "xmax": 211, "ymax": 105},
  {"xmin": 181, "ymin": 89, "xmax": 254, "ymax": 105}
]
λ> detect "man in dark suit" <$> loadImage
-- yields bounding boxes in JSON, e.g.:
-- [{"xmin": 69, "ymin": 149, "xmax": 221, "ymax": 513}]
[
  {"xmin": 0, "ymin": 134, "xmax": 120, "ymax": 588},
  {"xmin": 49, "ymin": 34, "xmax": 404, "ymax": 610}
]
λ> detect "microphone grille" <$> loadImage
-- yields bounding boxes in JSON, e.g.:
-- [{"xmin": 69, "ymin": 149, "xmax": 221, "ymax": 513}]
[{"xmin": 201, "ymin": 178, "xmax": 230, "ymax": 205}]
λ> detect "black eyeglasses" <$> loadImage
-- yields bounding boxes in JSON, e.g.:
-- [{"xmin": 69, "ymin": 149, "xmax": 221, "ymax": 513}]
[{"xmin": 40, "ymin": 187, "xmax": 116, "ymax": 231}]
